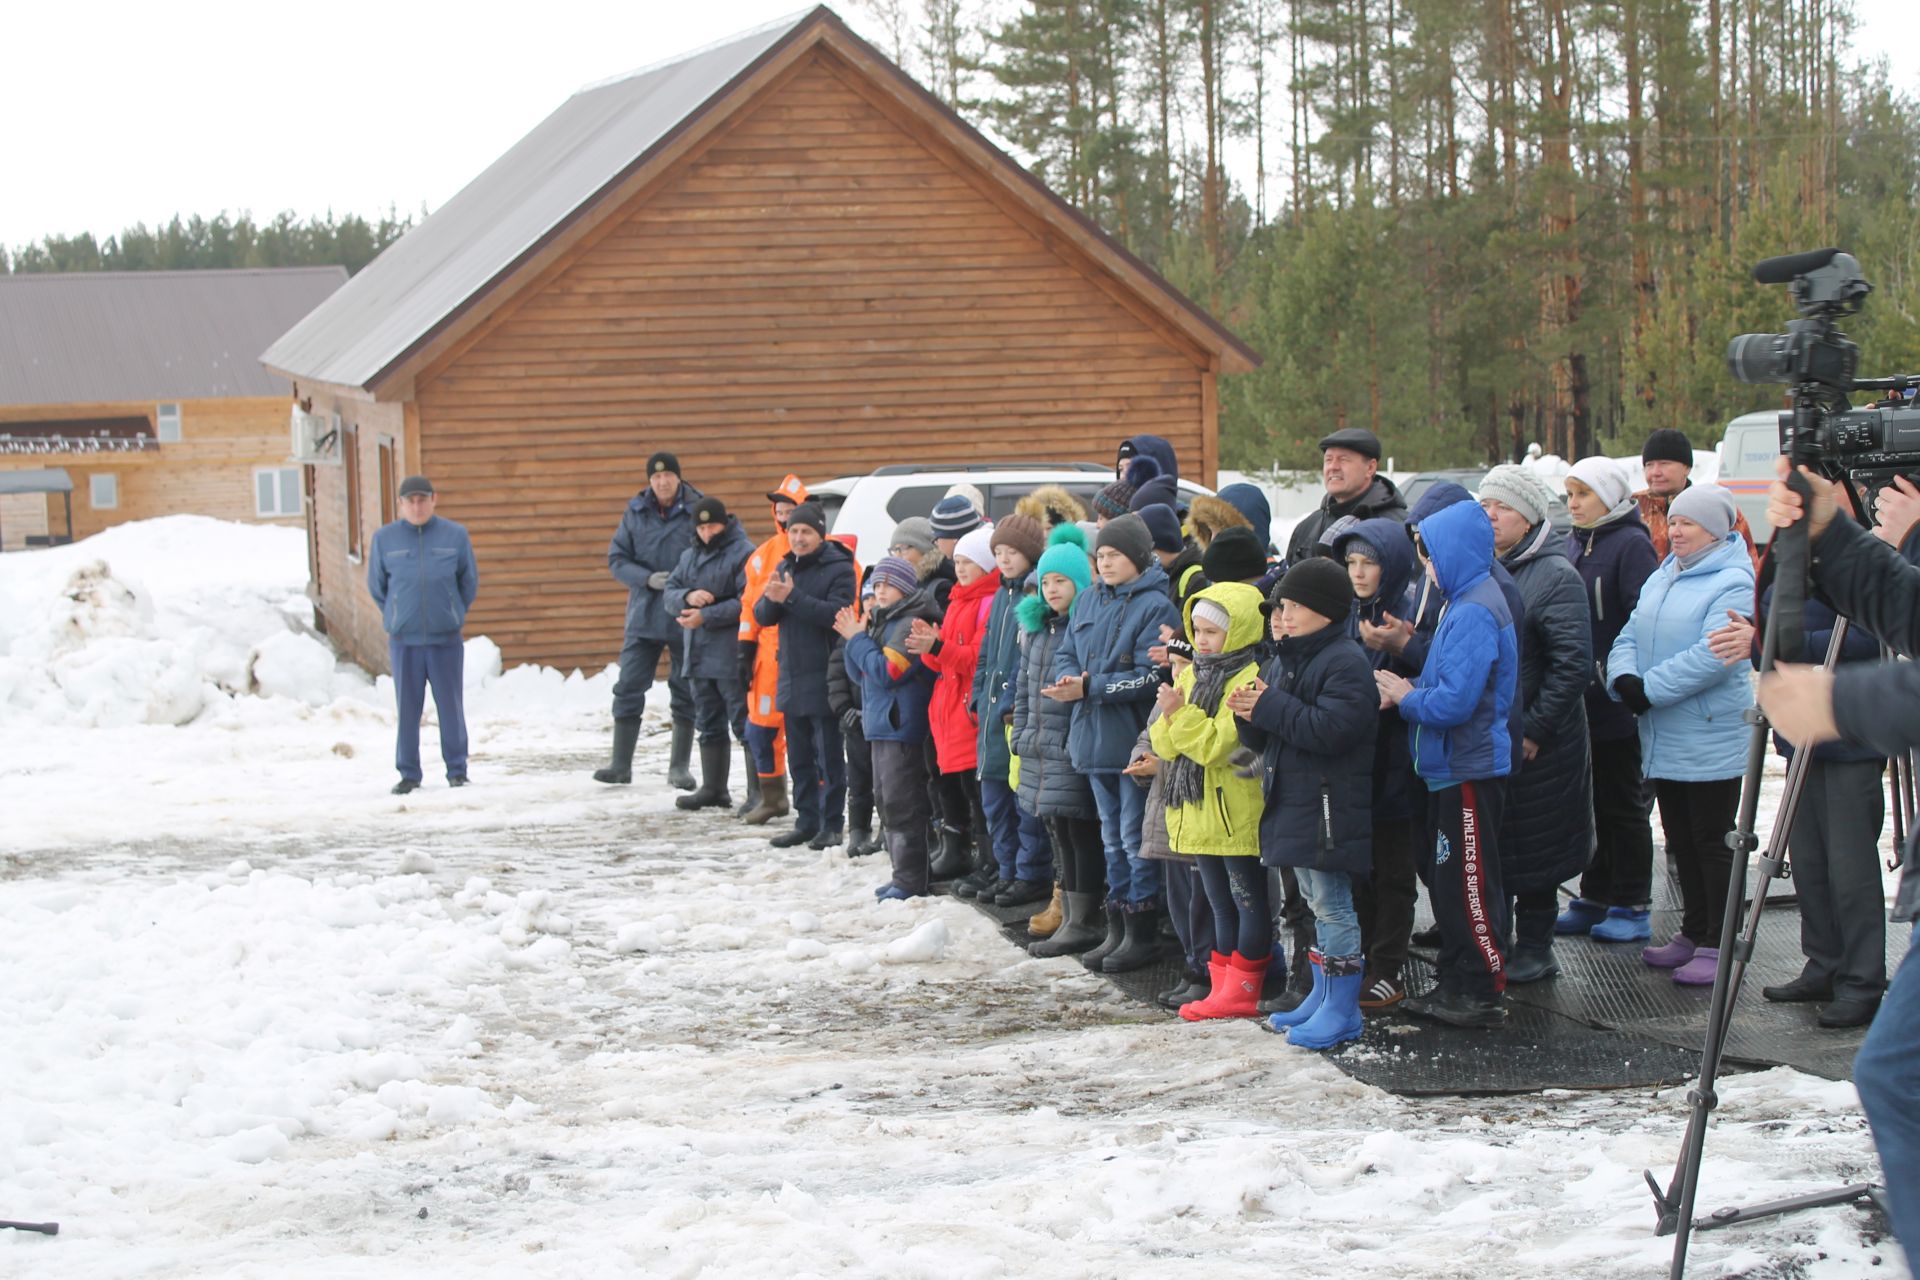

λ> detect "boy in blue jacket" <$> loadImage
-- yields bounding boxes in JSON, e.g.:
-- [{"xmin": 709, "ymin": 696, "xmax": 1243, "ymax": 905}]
[
  {"xmin": 1374, "ymin": 500, "xmax": 1519, "ymax": 1028},
  {"xmin": 837, "ymin": 556, "xmax": 943, "ymax": 900},
  {"xmin": 1046, "ymin": 512, "xmax": 1181, "ymax": 972}
]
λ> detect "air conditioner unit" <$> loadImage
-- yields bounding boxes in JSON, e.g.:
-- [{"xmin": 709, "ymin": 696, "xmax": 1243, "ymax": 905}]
[{"xmin": 290, "ymin": 406, "xmax": 336, "ymax": 462}]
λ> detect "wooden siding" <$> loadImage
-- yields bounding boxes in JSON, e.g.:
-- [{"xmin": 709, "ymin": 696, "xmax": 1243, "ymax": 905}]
[
  {"xmin": 0, "ymin": 396, "xmax": 305, "ymax": 547},
  {"xmin": 413, "ymin": 51, "xmax": 1208, "ymax": 673},
  {"xmin": 302, "ymin": 389, "xmax": 406, "ymax": 672}
]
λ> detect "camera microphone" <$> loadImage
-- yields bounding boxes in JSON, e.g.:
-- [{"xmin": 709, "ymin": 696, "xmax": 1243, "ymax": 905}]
[{"xmin": 1753, "ymin": 248, "xmax": 1841, "ymax": 284}]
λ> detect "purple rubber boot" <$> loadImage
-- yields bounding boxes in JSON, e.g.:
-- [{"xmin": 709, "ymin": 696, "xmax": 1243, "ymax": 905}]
[
  {"xmin": 1642, "ymin": 934, "xmax": 1697, "ymax": 969},
  {"xmin": 1672, "ymin": 947, "xmax": 1721, "ymax": 986}
]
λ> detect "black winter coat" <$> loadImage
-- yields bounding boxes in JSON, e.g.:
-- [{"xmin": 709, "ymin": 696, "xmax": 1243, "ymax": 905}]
[
  {"xmin": 1337, "ymin": 515, "xmax": 1419, "ymax": 825},
  {"xmin": 1011, "ymin": 595, "xmax": 1095, "ymax": 820},
  {"xmin": 1566, "ymin": 512, "xmax": 1659, "ymax": 742},
  {"xmin": 1498, "ymin": 521, "xmax": 1595, "ymax": 892},
  {"xmin": 662, "ymin": 517, "xmax": 753, "ymax": 681},
  {"xmin": 609, "ymin": 481, "xmax": 705, "ymax": 642},
  {"xmin": 1285, "ymin": 475, "xmax": 1408, "ymax": 567},
  {"xmin": 1817, "ymin": 516, "xmax": 1920, "ymax": 756},
  {"xmin": 752, "ymin": 538, "xmax": 858, "ymax": 717},
  {"xmin": 1236, "ymin": 623, "xmax": 1378, "ymax": 874}
]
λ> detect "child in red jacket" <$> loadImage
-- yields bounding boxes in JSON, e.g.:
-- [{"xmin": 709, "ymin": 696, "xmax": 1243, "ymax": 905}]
[{"xmin": 909, "ymin": 526, "xmax": 999, "ymax": 882}]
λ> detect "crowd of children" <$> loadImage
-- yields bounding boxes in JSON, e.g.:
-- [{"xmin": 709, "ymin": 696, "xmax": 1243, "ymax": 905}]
[{"xmin": 590, "ymin": 427, "xmax": 1911, "ymax": 1045}]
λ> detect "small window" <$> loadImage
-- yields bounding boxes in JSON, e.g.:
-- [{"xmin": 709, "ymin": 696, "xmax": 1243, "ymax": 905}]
[
  {"xmin": 156, "ymin": 403, "xmax": 182, "ymax": 443},
  {"xmin": 90, "ymin": 473, "xmax": 119, "ymax": 509},
  {"xmin": 255, "ymin": 466, "xmax": 302, "ymax": 517},
  {"xmin": 342, "ymin": 423, "xmax": 363, "ymax": 560},
  {"xmin": 376, "ymin": 438, "xmax": 396, "ymax": 525}
]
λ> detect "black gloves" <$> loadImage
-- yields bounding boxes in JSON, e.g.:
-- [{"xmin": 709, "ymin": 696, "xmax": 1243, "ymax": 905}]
[
  {"xmin": 1613, "ymin": 674, "xmax": 1652, "ymax": 715},
  {"xmin": 840, "ymin": 706, "xmax": 862, "ymax": 738},
  {"xmin": 737, "ymin": 639, "xmax": 758, "ymax": 690}
]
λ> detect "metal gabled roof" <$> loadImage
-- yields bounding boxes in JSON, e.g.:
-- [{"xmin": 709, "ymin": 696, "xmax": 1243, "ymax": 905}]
[
  {"xmin": 0, "ymin": 267, "xmax": 346, "ymax": 406},
  {"xmin": 260, "ymin": 10, "xmax": 815, "ymax": 392},
  {"xmin": 260, "ymin": 4, "xmax": 1260, "ymax": 395}
]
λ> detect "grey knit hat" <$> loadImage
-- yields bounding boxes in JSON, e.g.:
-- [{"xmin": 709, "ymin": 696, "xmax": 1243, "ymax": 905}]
[
  {"xmin": 1477, "ymin": 464, "xmax": 1552, "ymax": 528},
  {"xmin": 1094, "ymin": 512, "xmax": 1154, "ymax": 572},
  {"xmin": 1668, "ymin": 483, "xmax": 1737, "ymax": 542},
  {"xmin": 889, "ymin": 517, "xmax": 936, "ymax": 555}
]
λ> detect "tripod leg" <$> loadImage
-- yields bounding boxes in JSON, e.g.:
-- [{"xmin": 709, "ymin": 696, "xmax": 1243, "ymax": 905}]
[{"xmin": 1654, "ymin": 618, "xmax": 1849, "ymax": 1278}]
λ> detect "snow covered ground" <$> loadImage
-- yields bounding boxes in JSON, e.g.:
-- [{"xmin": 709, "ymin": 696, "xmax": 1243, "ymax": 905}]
[{"xmin": 0, "ymin": 517, "xmax": 1900, "ymax": 1278}]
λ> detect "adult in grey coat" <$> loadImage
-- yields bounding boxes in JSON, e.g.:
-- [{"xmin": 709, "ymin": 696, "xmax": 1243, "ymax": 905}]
[
  {"xmin": 597, "ymin": 451, "xmax": 703, "ymax": 789},
  {"xmin": 663, "ymin": 499, "xmax": 754, "ymax": 810},
  {"xmin": 1478, "ymin": 466, "xmax": 1594, "ymax": 983}
]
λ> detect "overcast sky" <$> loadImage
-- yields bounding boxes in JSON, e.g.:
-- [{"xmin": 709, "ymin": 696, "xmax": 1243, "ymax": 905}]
[{"xmin": 5, "ymin": 0, "xmax": 1914, "ymax": 252}]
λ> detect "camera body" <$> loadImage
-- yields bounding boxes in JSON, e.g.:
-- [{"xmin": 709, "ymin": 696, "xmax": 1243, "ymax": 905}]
[{"xmin": 1727, "ymin": 248, "xmax": 1920, "ymax": 523}]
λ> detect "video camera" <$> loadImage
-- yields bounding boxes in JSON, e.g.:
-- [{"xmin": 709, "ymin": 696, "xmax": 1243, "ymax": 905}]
[{"xmin": 1726, "ymin": 248, "xmax": 1920, "ymax": 519}]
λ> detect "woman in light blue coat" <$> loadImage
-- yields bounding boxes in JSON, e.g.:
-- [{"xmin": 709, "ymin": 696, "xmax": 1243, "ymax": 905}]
[{"xmin": 1605, "ymin": 485, "xmax": 1755, "ymax": 986}]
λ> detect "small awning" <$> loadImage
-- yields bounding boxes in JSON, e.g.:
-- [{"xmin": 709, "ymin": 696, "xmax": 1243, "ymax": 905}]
[{"xmin": 0, "ymin": 467, "xmax": 76, "ymax": 495}]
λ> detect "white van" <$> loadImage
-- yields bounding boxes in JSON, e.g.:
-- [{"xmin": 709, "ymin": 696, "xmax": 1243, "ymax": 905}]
[{"xmin": 1717, "ymin": 411, "xmax": 1783, "ymax": 545}]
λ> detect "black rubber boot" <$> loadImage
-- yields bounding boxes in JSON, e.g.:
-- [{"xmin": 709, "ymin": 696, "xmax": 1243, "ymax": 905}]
[
  {"xmin": 1079, "ymin": 905, "xmax": 1126, "ymax": 971},
  {"xmin": 769, "ymin": 825, "xmax": 818, "ymax": 848},
  {"xmin": 1157, "ymin": 973, "xmax": 1210, "ymax": 1010},
  {"xmin": 667, "ymin": 718, "xmax": 697, "ymax": 791},
  {"xmin": 675, "ymin": 739, "xmax": 733, "ymax": 810},
  {"xmin": 1032, "ymin": 892, "xmax": 1105, "ymax": 958},
  {"xmin": 592, "ymin": 716, "xmax": 641, "ymax": 784},
  {"xmin": 1101, "ymin": 908, "xmax": 1162, "ymax": 973},
  {"xmin": 846, "ymin": 821, "xmax": 878, "ymax": 857},
  {"xmin": 807, "ymin": 828, "xmax": 844, "ymax": 850},
  {"xmin": 928, "ymin": 825, "xmax": 972, "ymax": 881},
  {"xmin": 732, "ymin": 746, "xmax": 759, "ymax": 818}
]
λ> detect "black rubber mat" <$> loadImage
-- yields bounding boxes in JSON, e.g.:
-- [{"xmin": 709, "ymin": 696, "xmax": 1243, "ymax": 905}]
[{"xmin": 961, "ymin": 868, "xmax": 1908, "ymax": 1095}]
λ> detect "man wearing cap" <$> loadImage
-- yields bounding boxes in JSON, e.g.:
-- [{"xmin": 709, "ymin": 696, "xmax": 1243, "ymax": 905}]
[
  {"xmin": 663, "ymin": 496, "xmax": 755, "ymax": 811},
  {"xmin": 597, "ymin": 452, "xmax": 705, "ymax": 789},
  {"xmin": 753, "ymin": 499, "xmax": 859, "ymax": 848},
  {"xmin": 1285, "ymin": 427, "xmax": 1408, "ymax": 569},
  {"xmin": 367, "ymin": 475, "xmax": 479, "ymax": 795},
  {"xmin": 1636, "ymin": 428, "xmax": 1758, "ymax": 565}
]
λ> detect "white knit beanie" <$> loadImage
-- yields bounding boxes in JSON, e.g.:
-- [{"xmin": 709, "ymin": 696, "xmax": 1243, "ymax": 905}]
[
  {"xmin": 954, "ymin": 525, "xmax": 998, "ymax": 571},
  {"xmin": 1566, "ymin": 455, "xmax": 1632, "ymax": 511}
]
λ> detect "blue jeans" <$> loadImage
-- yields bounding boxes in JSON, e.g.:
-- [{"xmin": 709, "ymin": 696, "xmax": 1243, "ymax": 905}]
[
  {"xmin": 980, "ymin": 776, "xmax": 1051, "ymax": 881},
  {"xmin": 1296, "ymin": 867, "xmax": 1361, "ymax": 958},
  {"xmin": 1195, "ymin": 856, "xmax": 1271, "ymax": 958},
  {"xmin": 1087, "ymin": 772, "xmax": 1160, "ymax": 906},
  {"xmin": 391, "ymin": 639, "xmax": 467, "ymax": 782},
  {"xmin": 1855, "ymin": 929, "xmax": 1920, "ymax": 1246}
]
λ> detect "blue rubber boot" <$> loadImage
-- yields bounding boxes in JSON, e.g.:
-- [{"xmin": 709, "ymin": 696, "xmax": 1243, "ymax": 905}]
[
  {"xmin": 1288, "ymin": 957, "xmax": 1365, "ymax": 1050},
  {"xmin": 1554, "ymin": 898, "xmax": 1608, "ymax": 935},
  {"xmin": 1589, "ymin": 906, "xmax": 1652, "ymax": 942},
  {"xmin": 1265, "ymin": 950, "xmax": 1324, "ymax": 1033}
]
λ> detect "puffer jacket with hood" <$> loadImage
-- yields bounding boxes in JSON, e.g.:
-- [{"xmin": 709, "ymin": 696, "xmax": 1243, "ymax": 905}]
[
  {"xmin": 1011, "ymin": 592, "xmax": 1095, "ymax": 820},
  {"xmin": 972, "ymin": 565, "xmax": 1033, "ymax": 782},
  {"xmin": 1397, "ymin": 500, "xmax": 1519, "ymax": 787},
  {"xmin": 1118, "ymin": 434, "xmax": 1179, "ymax": 482},
  {"xmin": 609, "ymin": 479, "xmax": 705, "ymax": 641},
  {"xmin": 1605, "ymin": 530, "xmax": 1755, "ymax": 782},
  {"xmin": 1566, "ymin": 508, "xmax": 1659, "ymax": 742},
  {"xmin": 1054, "ymin": 560, "xmax": 1181, "ymax": 772},
  {"xmin": 1332, "ymin": 516, "xmax": 1417, "ymax": 824},
  {"xmin": 661, "ymin": 515, "xmax": 754, "ymax": 680},
  {"xmin": 1497, "ymin": 518, "xmax": 1595, "ymax": 891},
  {"xmin": 1237, "ymin": 596, "xmax": 1379, "ymax": 874},
  {"xmin": 921, "ymin": 566, "xmax": 998, "ymax": 772},
  {"xmin": 1148, "ymin": 583, "xmax": 1267, "ymax": 858},
  {"xmin": 752, "ymin": 536, "xmax": 858, "ymax": 717},
  {"xmin": 844, "ymin": 583, "xmax": 944, "ymax": 743}
]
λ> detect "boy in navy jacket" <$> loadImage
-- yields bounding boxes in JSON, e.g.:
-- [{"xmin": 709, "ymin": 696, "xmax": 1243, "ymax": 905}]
[{"xmin": 1374, "ymin": 500, "xmax": 1518, "ymax": 1028}]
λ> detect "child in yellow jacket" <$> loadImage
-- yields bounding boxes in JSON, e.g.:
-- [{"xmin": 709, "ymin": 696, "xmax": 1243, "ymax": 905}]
[{"xmin": 1147, "ymin": 580, "xmax": 1269, "ymax": 1020}]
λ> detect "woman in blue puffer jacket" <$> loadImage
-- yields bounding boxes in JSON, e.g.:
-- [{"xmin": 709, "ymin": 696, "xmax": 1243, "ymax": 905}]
[{"xmin": 1605, "ymin": 484, "xmax": 1754, "ymax": 987}]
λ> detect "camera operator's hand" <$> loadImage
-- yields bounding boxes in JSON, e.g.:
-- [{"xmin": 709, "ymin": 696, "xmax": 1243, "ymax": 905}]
[
  {"xmin": 1706, "ymin": 610, "xmax": 1756, "ymax": 666},
  {"xmin": 1757, "ymin": 663, "xmax": 1839, "ymax": 748},
  {"xmin": 1874, "ymin": 475, "xmax": 1920, "ymax": 549},
  {"xmin": 1766, "ymin": 456, "xmax": 1840, "ymax": 542}
]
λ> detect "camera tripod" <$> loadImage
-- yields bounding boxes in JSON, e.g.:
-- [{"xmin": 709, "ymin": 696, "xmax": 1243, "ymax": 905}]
[{"xmin": 1645, "ymin": 499, "xmax": 1913, "ymax": 1277}]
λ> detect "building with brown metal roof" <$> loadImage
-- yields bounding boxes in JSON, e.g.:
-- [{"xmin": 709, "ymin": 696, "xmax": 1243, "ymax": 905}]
[
  {"xmin": 261, "ymin": 5, "xmax": 1257, "ymax": 674},
  {"xmin": 0, "ymin": 266, "xmax": 347, "ymax": 549}
]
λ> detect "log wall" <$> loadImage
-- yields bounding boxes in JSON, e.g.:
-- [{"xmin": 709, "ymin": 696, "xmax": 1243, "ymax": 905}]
[{"xmin": 413, "ymin": 50, "xmax": 1212, "ymax": 672}]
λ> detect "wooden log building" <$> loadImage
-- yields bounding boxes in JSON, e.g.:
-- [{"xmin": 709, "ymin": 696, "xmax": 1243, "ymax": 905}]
[
  {"xmin": 0, "ymin": 267, "xmax": 347, "ymax": 549},
  {"xmin": 261, "ymin": 5, "xmax": 1258, "ymax": 675}
]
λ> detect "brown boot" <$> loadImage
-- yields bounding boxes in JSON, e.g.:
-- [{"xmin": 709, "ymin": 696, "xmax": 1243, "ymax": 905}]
[
  {"xmin": 741, "ymin": 774, "xmax": 789, "ymax": 825},
  {"xmin": 1027, "ymin": 886, "xmax": 1064, "ymax": 937}
]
